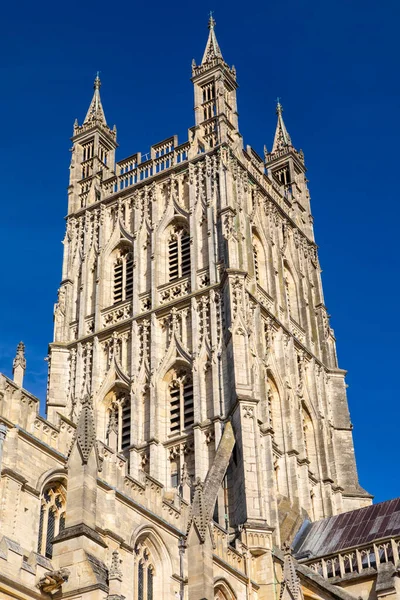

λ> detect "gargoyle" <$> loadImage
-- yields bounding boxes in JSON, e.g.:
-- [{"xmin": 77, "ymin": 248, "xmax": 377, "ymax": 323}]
[{"xmin": 37, "ymin": 568, "xmax": 70, "ymax": 594}]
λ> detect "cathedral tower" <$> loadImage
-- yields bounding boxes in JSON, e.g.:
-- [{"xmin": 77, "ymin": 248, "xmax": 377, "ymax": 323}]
[
  {"xmin": 46, "ymin": 17, "xmax": 369, "ymax": 541},
  {"xmin": 0, "ymin": 17, "xmax": 373, "ymax": 600}
]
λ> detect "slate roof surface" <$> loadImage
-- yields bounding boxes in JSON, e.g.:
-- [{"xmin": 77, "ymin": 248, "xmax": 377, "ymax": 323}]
[{"xmin": 293, "ymin": 497, "xmax": 400, "ymax": 559}]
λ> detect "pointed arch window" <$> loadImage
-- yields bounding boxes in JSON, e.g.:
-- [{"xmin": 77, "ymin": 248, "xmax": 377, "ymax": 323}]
[
  {"xmin": 169, "ymin": 370, "xmax": 194, "ymax": 435},
  {"xmin": 168, "ymin": 225, "xmax": 190, "ymax": 281},
  {"xmin": 106, "ymin": 391, "xmax": 131, "ymax": 452},
  {"xmin": 302, "ymin": 405, "xmax": 318, "ymax": 474},
  {"xmin": 252, "ymin": 233, "xmax": 268, "ymax": 290},
  {"xmin": 113, "ymin": 248, "xmax": 133, "ymax": 304},
  {"xmin": 284, "ymin": 264, "xmax": 300, "ymax": 324},
  {"xmin": 37, "ymin": 482, "xmax": 66, "ymax": 558},
  {"xmin": 135, "ymin": 545, "xmax": 155, "ymax": 600},
  {"xmin": 266, "ymin": 377, "xmax": 284, "ymax": 449}
]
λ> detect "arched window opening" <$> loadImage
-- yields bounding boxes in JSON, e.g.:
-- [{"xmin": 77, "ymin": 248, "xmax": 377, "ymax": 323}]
[
  {"xmin": 214, "ymin": 582, "xmax": 236, "ymax": 600},
  {"xmin": 252, "ymin": 233, "xmax": 268, "ymax": 290},
  {"xmin": 168, "ymin": 224, "xmax": 190, "ymax": 281},
  {"xmin": 135, "ymin": 544, "xmax": 155, "ymax": 600},
  {"xmin": 267, "ymin": 378, "xmax": 284, "ymax": 449},
  {"xmin": 37, "ymin": 482, "xmax": 66, "ymax": 558},
  {"xmin": 284, "ymin": 264, "xmax": 300, "ymax": 324},
  {"xmin": 302, "ymin": 405, "xmax": 318, "ymax": 475},
  {"xmin": 169, "ymin": 370, "xmax": 194, "ymax": 435},
  {"xmin": 113, "ymin": 248, "xmax": 133, "ymax": 304},
  {"xmin": 106, "ymin": 389, "xmax": 131, "ymax": 452}
]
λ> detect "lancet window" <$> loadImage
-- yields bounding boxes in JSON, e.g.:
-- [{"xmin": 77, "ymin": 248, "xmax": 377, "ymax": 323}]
[
  {"xmin": 37, "ymin": 482, "xmax": 66, "ymax": 558},
  {"xmin": 168, "ymin": 225, "xmax": 190, "ymax": 281},
  {"xmin": 284, "ymin": 264, "xmax": 300, "ymax": 324},
  {"xmin": 252, "ymin": 232, "xmax": 268, "ymax": 290},
  {"xmin": 302, "ymin": 405, "xmax": 318, "ymax": 474},
  {"xmin": 273, "ymin": 165, "xmax": 291, "ymax": 186},
  {"xmin": 202, "ymin": 82, "xmax": 216, "ymax": 122},
  {"xmin": 169, "ymin": 370, "xmax": 194, "ymax": 435},
  {"xmin": 113, "ymin": 248, "xmax": 133, "ymax": 304},
  {"xmin": 135, "ymin": 544, "xmax": 155, "ymax": 600},
  {"xmin": 106, "ymin": 390, "xmax": 131, "ymax": 451}
]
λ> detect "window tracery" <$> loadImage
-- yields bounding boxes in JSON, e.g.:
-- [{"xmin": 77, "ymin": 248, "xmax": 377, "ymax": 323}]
[
  {"xmin": 134, "ymin": 544, "xmax": 155, "ymax": 600},
  {"xmin": 37, "ymin": 482, "xmax": 66, "ymax": 558},
  {"xmin": 168, "ymin": 225, "xmax": 190, "ymax": 281}
]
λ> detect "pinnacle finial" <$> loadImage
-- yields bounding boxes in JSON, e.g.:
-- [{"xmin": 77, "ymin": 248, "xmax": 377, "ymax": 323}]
[
  {"xmin": 208, "ymin": 10, "xmax": 216, "ymax": 29},
  {"xmin": 94, "ymin": 71, "xmax": 101, "ymax": 90},
  {"xmin": 276, "ymin": 97, "xmax": 283, "ymax": 115},
  {"xmin": 13, "ymin": 341, "xmax": 26, "ymax": 387}
]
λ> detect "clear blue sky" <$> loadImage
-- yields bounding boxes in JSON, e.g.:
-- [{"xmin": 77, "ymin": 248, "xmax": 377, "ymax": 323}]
[{"xmin": 0, "ymin": 0, "xmax": 398, "ymax": 503}]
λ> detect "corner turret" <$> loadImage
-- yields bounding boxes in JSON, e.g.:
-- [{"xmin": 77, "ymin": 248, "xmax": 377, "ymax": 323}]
[
  {"xmin": 68, "ymin": 75, "xmax": 118, "ymax": 214},
  {"xmin": 191, "ymin": 15, "xmax": 242, "ymax": 153},
  {"xmin": 265, "ymin": 100, "xmax": 314, "ymax": 238}
]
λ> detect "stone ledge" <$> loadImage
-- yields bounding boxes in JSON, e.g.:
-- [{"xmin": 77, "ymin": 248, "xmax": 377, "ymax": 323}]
[{"xmin": 52, "ymin": 523, "xmax": 107, "ymax": 548}]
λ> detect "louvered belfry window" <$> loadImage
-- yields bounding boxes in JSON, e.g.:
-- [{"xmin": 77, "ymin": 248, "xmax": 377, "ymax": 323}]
[
  {"xmin": 253, "ymin": 243, "xmax": 259, "ymax": 282},
  {"xmin": 37, "ymin": 483, "xmax": 66, "ymax": 558},
  {"xmin": 168, "ymin": 225, "xmax": 190, "ymax": 281},
  {"xmin": 107, "ymin": 391, "xmax": 131, "ymax": 452},
  {"xmin": 121, "ymin": 396, "xmax": 131, "ymax": 450},
  {"xmin": 169, "ymin": 371, "xmax": 194, "ymax": 435},
  {"xmin": 113, "ymin": 248, "xmax": 133, "ymax": 304}
]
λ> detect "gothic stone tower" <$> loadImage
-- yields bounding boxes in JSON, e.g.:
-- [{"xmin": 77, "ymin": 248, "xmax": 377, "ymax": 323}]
[{"xmin": 19, "ymin": 15, "xmax": 372, "ymax": 599}]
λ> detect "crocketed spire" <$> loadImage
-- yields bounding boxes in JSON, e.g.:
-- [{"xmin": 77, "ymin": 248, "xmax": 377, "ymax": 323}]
[
  {"xmin": 83, "ymin": 73, "xmax": 107, "ymax": 125},
  {"xmin": 271, "ymin": 99, "xmax": 293, "ymax": 153},
  {"xmin": 201, "ymin": 12, "xmax": 224, "ymax": 64}
]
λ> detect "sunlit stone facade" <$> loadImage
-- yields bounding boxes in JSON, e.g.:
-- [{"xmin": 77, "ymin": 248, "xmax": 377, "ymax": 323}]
[{"xmin": 0, "ymin": 16, "xmax": 383, "ymax": 600}]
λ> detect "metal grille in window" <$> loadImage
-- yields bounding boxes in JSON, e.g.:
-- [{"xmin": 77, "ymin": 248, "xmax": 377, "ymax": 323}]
[
  {"xmin": 183, "ymin": 380, "xmax": 194, "ymax": 429},
  {"xmin": 126, "ymin": 254, "xmax": 134, "ymax": 299},
  {"xmin": 37, "ymin": 505, "xmax": 44, "ymax": 553},
  {"xmin": 170, "ymin": 385, "xmax": 180, "ymax": 433},
  {"xmin": 168, "ymin": 238, "xmax": 179, "ymax": 281},
  {"xmin": 181, "ymin": 232, "xmax": 191, "ymax": 277},
  {"xmin": 121, "ymin": 398, "xmax": 131, "ymax": 450},
  {"xmin": 45, "ymin": 509, "xmax": 56, "ymax": 558},
  {"xmin": 138, "ymin": 562, "xmax": 144, "ymax": 600},
  {"xmin": 59, "ymin": 513, "xmax": 66, "ymax": 533},
  {"xmin": 147, "ymin": 567, "xmax": 153, "ymax": 600},
  {"xmin": 114, "ymin": 261, "xmax": 123, "ymax": 303}
]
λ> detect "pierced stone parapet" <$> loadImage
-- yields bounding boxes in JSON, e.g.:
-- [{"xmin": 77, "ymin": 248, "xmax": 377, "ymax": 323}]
[
  {"xmin": 256, "ymin": 286, "xmax": 274, "ymax": 312},
  {"xmin": 290, "ymin": 317, "xmax": 306, "ymax": 344},
  {"xmin": 102, "ymin": 301, "xmax": 132, "ymax": 328},
  {"xmin": 158, "ymin": 278, "xmax": 190, "ymax": 305}
]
